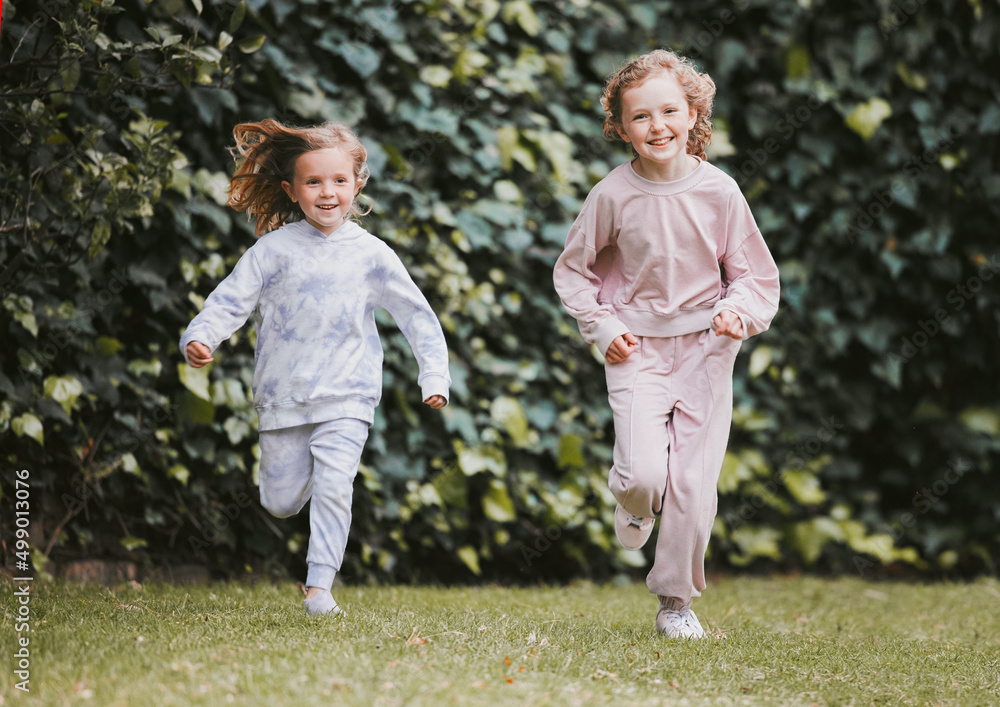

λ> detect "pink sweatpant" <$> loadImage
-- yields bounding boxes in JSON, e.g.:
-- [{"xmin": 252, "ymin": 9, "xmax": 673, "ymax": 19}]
[{"xmin": 605, "ymin": 330, "xmax": 740, "ymax": 605}]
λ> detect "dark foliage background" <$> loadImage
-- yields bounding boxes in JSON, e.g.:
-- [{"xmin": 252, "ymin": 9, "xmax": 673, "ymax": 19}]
[{"xmin": 1, "ymin": 0, "xmax": 997, "ymax": 583}]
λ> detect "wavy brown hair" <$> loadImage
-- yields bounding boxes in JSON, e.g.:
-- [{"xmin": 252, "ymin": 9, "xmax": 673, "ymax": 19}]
[
  {"xmin": 227, "ymin": 119, "xmax": 371, "ymax": 235},
  {"xmin": 601, "ymin": 49, "xmax": 716, "ymax": 160}
]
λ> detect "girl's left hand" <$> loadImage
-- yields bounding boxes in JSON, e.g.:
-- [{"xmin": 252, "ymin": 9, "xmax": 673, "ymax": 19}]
[
  {"xmin": 713, "ymin": 311, "xmax": 744, "ymax": 339},
  {"xmin": 424, "ymin": 395, "xmax": 447, "ymax": 409}
]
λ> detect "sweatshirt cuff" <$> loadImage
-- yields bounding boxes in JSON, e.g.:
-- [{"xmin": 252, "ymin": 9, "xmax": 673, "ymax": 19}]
[
  {"xmin": 419, "ymin": 374, "xmax": 451, "ymax": 405},
  {"xmin": 179, "ymin": 330, "xmax": 213, "ymax": 365},
  {"xmin": 179, "ymin": 332, "xmax": 196, "ymax": 365},
  {"xmin": 711, "ymin": 302, "xmax": 751, "ymax": 341},
  {"xmin": 593, "ymin": 316, "xmax": 632, "ymax": 359}
]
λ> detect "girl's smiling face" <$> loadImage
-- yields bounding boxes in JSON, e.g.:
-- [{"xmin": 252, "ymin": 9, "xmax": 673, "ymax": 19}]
[
  {"xmin": 617, "ymin": 72, "xmax": 698, "ymax": 182},
  {"xmin": 281, "ymin": 148, "xmax": 359, "ymax": 235}
]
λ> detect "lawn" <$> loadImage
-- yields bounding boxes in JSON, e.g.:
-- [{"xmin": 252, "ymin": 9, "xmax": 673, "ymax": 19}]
[{"xmin": 3, "ymin": 575, "xmax": 998, "ymax": 706}]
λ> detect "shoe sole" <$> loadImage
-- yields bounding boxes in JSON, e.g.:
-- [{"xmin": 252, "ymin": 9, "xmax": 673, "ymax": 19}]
[{"xmin": 614, "ymin": 504, "xmax": 654, "ymax": 550}]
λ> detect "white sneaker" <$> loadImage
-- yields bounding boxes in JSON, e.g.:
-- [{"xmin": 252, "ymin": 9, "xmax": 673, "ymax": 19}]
[
  {"xmin": 303, "ymin": 589, "xmax": 344, "ymax": 617},
  {"xmin": 656, "ymin": 606, "xmax": 705, "ymax": 639},
  {"xmin": 614, "ymin": 504, "xmax": 654, "ymax": 550}
]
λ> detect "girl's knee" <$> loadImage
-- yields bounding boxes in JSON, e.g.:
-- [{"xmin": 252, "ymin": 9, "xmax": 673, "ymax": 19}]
[
  {"xmin": 610, "ymin": 475, "xmax": 663, "ymax": 517},
  {"xmin": 611, "ymin": 460, "xmax": 666, "ymax": 496},
  {"xmin": 261, "ymin": 497, "xmax": 304, "ymax": 519}
]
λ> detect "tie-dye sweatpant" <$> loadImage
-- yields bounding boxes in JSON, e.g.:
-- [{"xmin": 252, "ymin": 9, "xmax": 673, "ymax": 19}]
[{"xmin": 258, "ymin": 418, "xmax": 370, "ymax": 590}]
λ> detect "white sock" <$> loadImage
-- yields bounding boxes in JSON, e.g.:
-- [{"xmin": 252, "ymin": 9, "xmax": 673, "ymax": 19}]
[{"xmin": 303, "ymin": 589, "xmax": 343, "ymax": 617}]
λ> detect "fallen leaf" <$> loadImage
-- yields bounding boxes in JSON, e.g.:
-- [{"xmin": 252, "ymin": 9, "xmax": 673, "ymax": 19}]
[
  {"xmin": 406, "ymin": 628, "xmax": 427, "ymax": 645},
  {"xmin": 504, "ymin": 656, "xmax": 511, "ymax": 666}
]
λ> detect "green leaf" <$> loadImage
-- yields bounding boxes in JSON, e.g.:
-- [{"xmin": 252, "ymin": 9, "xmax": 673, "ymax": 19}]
[
  {"xmin": 845, "ymin": 98, "xmax": 892, "ymax": 141},
  {"xmin": 838, "ymin": 520, "xmax": 923, "ymax": 566},
  {"xmin": 497, "ymin": 125, "xmax": 519, "ymax": 171},
  {"xmin": 4, "ymin": 295, "xmax": 38, "ymax": 337},
  {"xmin": 334, "ymin": 42, "xmax": 380, "ymax": 78},
  {"xmin": 121, "ymin": 453, "xmax": 142, "ymax": 476},
  {"xmin": 177, "ymin": 391, "xmax": 215, "ymax": 424},
  {"xmin": 557, "ymin": 433, "xmax": 584, "ymax": 470},
  {"xmin": 96, "ymin": 337, "xmax": 125, "ymax": 356},
  {"xmin": 237, "ymin": 34, "xmax": 266, "ymax": 54},
  {"xmin": 729, "ymin": 525, "xmax": 783, "ymax": 566},
  {"xmin": 229, "ymin": 1, "xmax": 246, "ymax": 34},
  {"xmin": 12, "ymin": 414, "xmax": 44, "ymax": 446},
  {"xmin": 120, "ymin": 536, "xmax": 148, "ymax": 551},
  {"xmin": 748, "ymin": 345, "xmax": 771, "ymax": 378},
  {"xmin": 89, "ymin": 220, "xmax": 112, "ymax": 259},
  {"xmin": 490, "ymin": 395, "xmax": 532, "ymax": 447},
  {"xmin": 61, "ymin": 59, "xmax": 81, "ymax": 92},
  {"xmin": 178, "ymin": 362, "xmax": 212, "ymax": 401},
  {"xmin": 782, "ymin": 470, "xmax": 826, "ymax": 505},
  {"xmin": 457, "ymin": 545, "xmax": 481, "ymax": 575},
  {"xmin": 419, "ymin": 65, "xmax": 452, "ymax": 88},
  {"xmin": 223, "ymin": 416, "xmax": 251, "ymax": 445},
  {"xmin": 717, "ymin": 449, "xmax": 758, "ymax": 493},
  {"xmin": 44, "ymin": 376, "xmax": 84, "ymax": 416},
  {"xmin": 167, "ymin": 464, "xmax": 191, "ymax": 486},
  {"xmin": 432, "ymin": 466, "xmax": 468, "ymax": 508},
  {"xmin": 127, "ymin": 358, "xmax": 162, "ymax": 378},
  {"xmin": 896, "ymin": 62, "xmax": 927, "ymax": 91},
  {"xmin": 785, "ymin": 43, "xmax": 811, "ymax": 80},
  {"xmin": 501, "ymin": 0, "xmax": 541, "ymax": 36},
  {"xmin": 213, "ymin": 378, "xmax": 249, "ymax": 410},
  {"xmin": 959, "ymin": 407, "xmax": 1000, "ymax": 436},
  {"xmin": 788, "ymin": 517, "xmax": 843, "ymax": 564},
  {"xmin": 456, "ymin": 441, "xmax": 507, "ymax": 477},
  {"xmin": 482, "ymin": 479, "xmax": 516, "ymax": 522}
]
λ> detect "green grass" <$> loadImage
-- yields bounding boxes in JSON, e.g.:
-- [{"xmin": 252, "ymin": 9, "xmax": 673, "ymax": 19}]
[{"xmin": 3, "ymin": 576, "xmax": 998, "ymax": 706}]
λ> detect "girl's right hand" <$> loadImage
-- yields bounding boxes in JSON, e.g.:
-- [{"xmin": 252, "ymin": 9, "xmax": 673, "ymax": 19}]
[
  {"xmin": 186, "ymin": 341, "xmax": 214, "ymax": 368},
  {"xmin": 605, "ymin": 332, "xmax": 638, "ymax": 363}
]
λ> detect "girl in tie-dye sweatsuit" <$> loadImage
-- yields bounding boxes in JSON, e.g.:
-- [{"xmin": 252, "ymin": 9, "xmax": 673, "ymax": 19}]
[{"xmin": 180, "ymin": 120, "xmax": 451, "ymax": 616}]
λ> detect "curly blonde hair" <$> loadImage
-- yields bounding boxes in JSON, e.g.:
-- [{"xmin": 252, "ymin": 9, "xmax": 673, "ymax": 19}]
[
  {"xmin": 601, "ymin": 49, "xmax": 716, "ymax": 160},
  {"xmin": 227, "ymin": 119, "xmax": 372, "ymax": 236}
]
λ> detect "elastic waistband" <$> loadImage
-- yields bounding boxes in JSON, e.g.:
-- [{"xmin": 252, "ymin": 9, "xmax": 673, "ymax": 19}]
[{"xmin": 615, "ymin": 306, "xmax": 714, "ymax": 338}]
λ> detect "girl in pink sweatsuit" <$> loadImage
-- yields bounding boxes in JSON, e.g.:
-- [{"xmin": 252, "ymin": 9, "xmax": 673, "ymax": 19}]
[{"xmin": 553, "ymin": 49, "xmax": 780, "ymax": 638}]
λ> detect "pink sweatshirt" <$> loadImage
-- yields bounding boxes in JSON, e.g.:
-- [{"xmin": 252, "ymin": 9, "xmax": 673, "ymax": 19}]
[{"xmin": 553, "ymin": 159, "xmax": 780, "ymax": 355}]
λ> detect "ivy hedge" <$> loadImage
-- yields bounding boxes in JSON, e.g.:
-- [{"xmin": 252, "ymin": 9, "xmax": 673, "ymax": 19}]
[{"xmin": 1, "ymin": 0, "xmax": 998, "ymax": 583}]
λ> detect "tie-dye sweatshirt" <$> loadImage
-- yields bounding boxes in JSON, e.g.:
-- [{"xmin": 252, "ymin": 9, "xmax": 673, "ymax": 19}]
[{"xmin": 179, "ymin": 219, "xmax": 451, "ymax": 430}]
